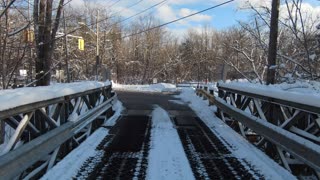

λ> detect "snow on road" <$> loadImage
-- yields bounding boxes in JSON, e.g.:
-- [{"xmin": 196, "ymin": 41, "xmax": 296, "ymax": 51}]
[
  {"xmin": 147, "ymin": 106, "xmax": 195, "ymax": 180},
  {"xmin": 113, "ymin": 83, "xmax": 178, "ymax": 92},
  {"xmin": 40, "ymin": 83, "xmax": 298, "ymax": 179},
  {"xmin": 176, "ymin": 88, "xmax": 296, "ymax": 180}
]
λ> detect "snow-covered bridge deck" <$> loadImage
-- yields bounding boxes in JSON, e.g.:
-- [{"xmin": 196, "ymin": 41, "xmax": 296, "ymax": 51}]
[{"xmin": 41, "ymin": 85, "xmax": 294, "ymax": 180}]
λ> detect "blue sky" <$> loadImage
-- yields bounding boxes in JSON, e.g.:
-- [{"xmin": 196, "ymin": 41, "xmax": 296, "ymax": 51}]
[{"xmin": 71, "ymin": 0, "xmax": 319, "ymax": 36}]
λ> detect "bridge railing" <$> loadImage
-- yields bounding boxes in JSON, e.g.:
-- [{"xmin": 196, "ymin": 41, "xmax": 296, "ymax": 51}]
[
  {"xmin": 196, "ymin": 82, "xmax": 320, "ymax": 176},
  {"xmin": 176, "ymin": 82, "xmax": 199, "ymax": 88},
  {"xmin": 0, "ymin": 84, "xmax": 116, "ymax": 179}
]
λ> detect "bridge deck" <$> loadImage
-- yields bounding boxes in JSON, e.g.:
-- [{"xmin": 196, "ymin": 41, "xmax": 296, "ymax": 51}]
[{"xmin": 42, "ymin": 90, "xmax": 293, "ymax": 180}]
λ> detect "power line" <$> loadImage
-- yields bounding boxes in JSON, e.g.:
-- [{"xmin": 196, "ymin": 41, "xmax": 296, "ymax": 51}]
[
  {"xmin": 107, "ymin": 0, "xmax": 122, "ymax": 9},
  {"xmin": 111, "ymin": 0, "xmax": 144, "ymax": 17},
  {"xmin": 62, "ymin": 0, "xmax": 146, "ymax": 31},
  {"xmin": 113, "ymin": 0, "xmax": 167, "ymax": 26},
  {"xmin": 7, "ymin": 0, "xmax": 164, "ymax": 51},
  {"xmin": 122, "ymin": 0, "xmax": 235, "ymax": 38},
  {"xmin": 87, "ymin": 0, "xmax": 167, "ymax": 28},
  {"xmin": 52, "ymin": 0, "xmax": 167, "ymax": 44}
]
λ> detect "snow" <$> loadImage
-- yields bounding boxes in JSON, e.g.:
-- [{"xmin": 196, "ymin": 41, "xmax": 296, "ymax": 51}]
[
  {"xmin": 41, "ymin": 98, "xmax": 123, "ymax": 180},
  {"xmin": 269, "ymin": 64, "xmax": 286, "ymax": 69},
  {"xmin": 147, "ymin": 106, "xmax": 195, "ymax": 180},
  {"xmin": 0, "ymin": 81, "xmax": 111, "ymax": 112},
  {"xmin": 310, "ymin": 54, "xmax": 316, "ymax": 61},
  {"xmin": 219, "ymin": 81, "xmax": 320, "ymax": 108},
  {"xmin": 41, "ymin": 128, "xmax": 109, "ymax": 180},
  {"xmin": 113, "ymin": 82, "xmax": 178, "ymax": 92},
  {"xmin": 104, "ymin": 100, "xmax": 124, "ymax": 126},
  {"xmin": 176, "ymin": 88, "xmax": 296, "ymax": 180}
]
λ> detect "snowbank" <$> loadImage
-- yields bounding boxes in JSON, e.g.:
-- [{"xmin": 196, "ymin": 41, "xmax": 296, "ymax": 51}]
[
  {"xmin": 0, "ymin": 81, "xmax": 111, "ymax": 112},
  {"xmin": 104, "ymin": 100, "xmax": 124, "ymax": 126},
  {"xmin": 113, "ymin": 83, "xmax": 177, "ymax": 92}
]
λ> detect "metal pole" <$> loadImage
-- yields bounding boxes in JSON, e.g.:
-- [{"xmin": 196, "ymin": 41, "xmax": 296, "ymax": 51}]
[
  {"xmin": 63, "ymin": 10, "xmax": 70, "ymax": 83},
  {"xmin": 95, "ymin": 10, "xmax": 100, "ymax": 81}
]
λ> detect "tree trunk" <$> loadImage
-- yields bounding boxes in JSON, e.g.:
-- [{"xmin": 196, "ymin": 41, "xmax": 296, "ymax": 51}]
[
  {"xmin": 34, "ymin": 0, "xmax": 64, "ymax": 86},
  {"xmin": 266, "ymin": 0, "xmax": 280, "ymax": 85}
]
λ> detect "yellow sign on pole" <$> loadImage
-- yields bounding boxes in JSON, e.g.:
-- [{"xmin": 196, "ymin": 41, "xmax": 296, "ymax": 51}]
[
  {"xmin": 23, "ymin": 30, "xmax": 34, "ymax": 43},
  {"xmin": 78, "ymin": 38, "xmax": 84, "ymax": 50}
]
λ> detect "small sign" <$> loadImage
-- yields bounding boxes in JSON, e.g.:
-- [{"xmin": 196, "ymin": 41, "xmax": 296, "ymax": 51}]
[
  {"xmin": 78, "ymin": 38, "xmax": 84, "ymax": 50},
  {"xmin": 153, "ymin": 78, "xmax": 157, "ymax": 84},
  {"xmin": 19, "ymin": 69, "xmax": 27, "ymax": 77},
  {"xmin": 23, "ymin": 30, "xmax": 34, "ymax": 43},
  {"xmin": 56, "ymin": 70, "xmax": 64, "ymax": 82}
]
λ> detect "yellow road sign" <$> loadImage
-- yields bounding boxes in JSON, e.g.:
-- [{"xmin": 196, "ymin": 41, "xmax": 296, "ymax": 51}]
[{"xmin": 78, "ymin": 38, "xmax": 84, "ymax": 50}]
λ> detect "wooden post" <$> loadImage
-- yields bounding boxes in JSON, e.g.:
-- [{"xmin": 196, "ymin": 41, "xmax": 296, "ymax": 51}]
[
  {"xmin": 221, "ymin": 63, "xmax": 228, "ymax": 82},
  {"xmin": 266, "ymin": 0, "xmax": 280, "ymax": 85},
  {"xmin": 265, "ymin": 0, "xmax": 280, "ymax": 158}
]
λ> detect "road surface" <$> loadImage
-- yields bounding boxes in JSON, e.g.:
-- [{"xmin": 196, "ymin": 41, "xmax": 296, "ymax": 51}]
[{"xmin": 72, "ymin": 90, "xmax": 263, "ymax": 179}]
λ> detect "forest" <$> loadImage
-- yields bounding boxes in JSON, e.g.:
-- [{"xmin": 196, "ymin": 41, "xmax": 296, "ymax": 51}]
[{"xmin": 0, "ymin": 0, "xmax": 319, "ymax": 88}]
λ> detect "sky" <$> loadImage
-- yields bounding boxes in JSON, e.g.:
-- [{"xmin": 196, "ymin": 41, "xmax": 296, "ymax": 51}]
[{"xmin": 70, "ymin": 0, "xmax": 320, "ymax": 37}]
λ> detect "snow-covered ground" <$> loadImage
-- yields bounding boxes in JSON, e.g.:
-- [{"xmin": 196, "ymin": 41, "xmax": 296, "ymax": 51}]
[
  {"xmin": 147, "ymin": 106, "xmax": 195, "ymax": 180},
  {"xmin": 113, "ymin": 82, "xmax": 178, "ymax": 92},
  {"xmin": 0, "ymin": 81, "xmax": 110, "ymax": 111}
]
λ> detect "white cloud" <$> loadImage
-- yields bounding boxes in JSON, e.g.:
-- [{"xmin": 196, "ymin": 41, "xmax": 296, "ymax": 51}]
[
  {"xmin": 279, "ymin": 2, "xmax": 320, "ymax": 30},
  {"xmin": 156, "ymin": 5, "xmax": 177, "ymax": 22},
  {"xmin": 237, "ymin": 0, "xmax": 272, "ymax": 9},
  {"xmin": 235, "ymin": 0, "xmax": 320, "ymax": 30},
  {"xmin": 167, "ymin": 0, "xmax": 200, "ymax": 5},
  {"xmin": 179, "ymin": 8, "xmax": 212, "ymax": 22}
]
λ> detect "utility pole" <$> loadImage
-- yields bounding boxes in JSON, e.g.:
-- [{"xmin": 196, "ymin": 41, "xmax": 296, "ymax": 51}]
[
  {"xmin": 266, "ymin": 0, "xmax": 280, "ymax": 159},
  {"xmin": 266, "ymin": 0, "xmax": 280, "ymax": 85},
  {"xmin": 28, "ymin": 0, "xmax": 33, "ymax": 83},
  {"xmin": 63, "ymin": 10, "xmax": 70, "ymax": 83},
  {"xmin": 95, "ymin": 10, "xmax": 100, "ymax": 81}
]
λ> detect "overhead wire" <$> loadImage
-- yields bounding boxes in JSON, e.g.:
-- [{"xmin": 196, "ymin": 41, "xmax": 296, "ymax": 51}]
[
  {"xmin": 122, "ymin": 0, "xmax": 235, "ymax": 38},
  {"xmin": 85, "ymin": 0, "xmax": 167, "ymax": 29},
  {"xmin": 51, "ymin": 0, "xmax": 168, "ymax": 43},
  {"xmin": 110, "ymin": 0, "xmax": 167, "ymax": 26},
  {"xmin": 59, "ymin": 0, "xmax": 146, "ymax": 29},
  {"xmin": 107, "ymin": 0, "xmax": 122, "ymax": 9}
]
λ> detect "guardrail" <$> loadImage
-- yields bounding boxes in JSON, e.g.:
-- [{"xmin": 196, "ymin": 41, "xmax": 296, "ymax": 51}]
[
  {"xmin": 196, "ymin": 83, "xmax": 320, "ymax": 177},
  {"xmin": 0, "ymin": 84, "xmax": 117, "ymax": 179},
  {"xmin": 176, "ymin": 82, "xmax": 199, "ymax": 88}
]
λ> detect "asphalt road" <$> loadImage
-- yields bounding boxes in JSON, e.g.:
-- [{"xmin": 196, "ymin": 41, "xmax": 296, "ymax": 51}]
[{"xmin": 116, "ymin": 90, "xmax": 195, "ymax": 117}]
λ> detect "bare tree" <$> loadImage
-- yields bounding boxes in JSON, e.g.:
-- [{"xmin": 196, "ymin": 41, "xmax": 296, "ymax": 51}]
[{"xmin": 0, "ymin": 1, "xmax": 29, "ymax": 89}]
